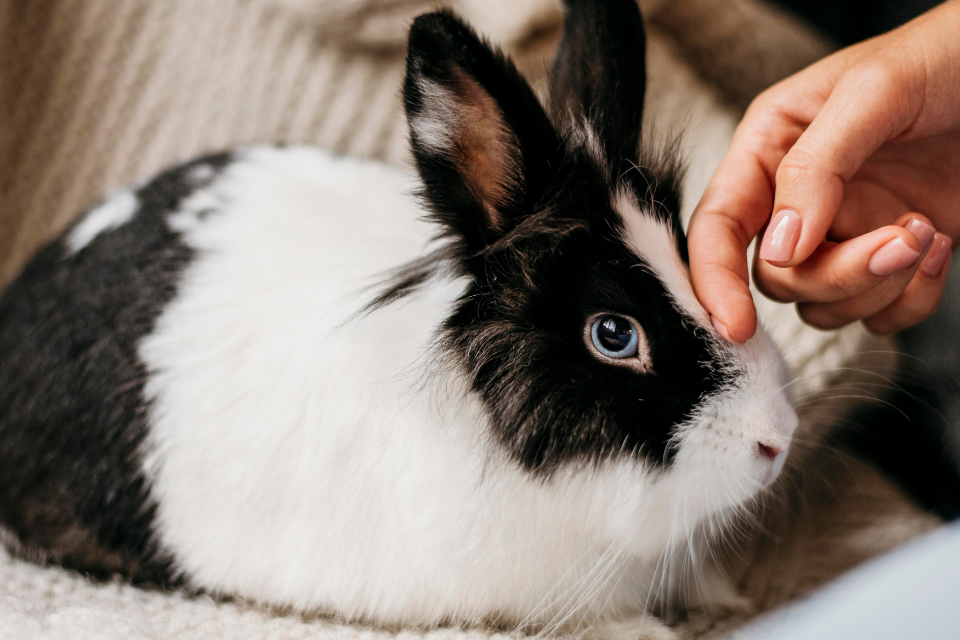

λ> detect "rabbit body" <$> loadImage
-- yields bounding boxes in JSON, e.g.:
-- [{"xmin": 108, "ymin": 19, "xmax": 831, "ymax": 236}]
[
  {"xmin": 0, "ymin": 0, "xmax": 798, "ymax": 633},
  {"xmin": 131, "ymin": 146, "xmax": 660, "ymax": 624}
]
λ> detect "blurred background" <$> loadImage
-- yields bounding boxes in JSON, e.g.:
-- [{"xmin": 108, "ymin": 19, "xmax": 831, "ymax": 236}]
[{"xmin": 777, "ymin": 0, "xmax": 942, "ymax": 44}]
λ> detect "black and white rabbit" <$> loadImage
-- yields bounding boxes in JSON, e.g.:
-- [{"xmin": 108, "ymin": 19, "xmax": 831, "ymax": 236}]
[{"xmin": 0, "ymin": 0, "xmax": 797, "ymax": 636}]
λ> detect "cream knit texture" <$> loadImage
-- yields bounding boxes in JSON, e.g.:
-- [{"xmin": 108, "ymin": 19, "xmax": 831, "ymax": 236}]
[
  {"xmin": 0, "ymin": 0, "xmax": 830, "ymax": 288},
  {"xmin": 0, "ymin": 1, "xmax": 938, "ymax": 639}
]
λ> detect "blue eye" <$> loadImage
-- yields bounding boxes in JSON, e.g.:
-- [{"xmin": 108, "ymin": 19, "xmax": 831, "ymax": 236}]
[{"xmin": 591, "ymin": 315, "xmax": 640, "ymax": 359}]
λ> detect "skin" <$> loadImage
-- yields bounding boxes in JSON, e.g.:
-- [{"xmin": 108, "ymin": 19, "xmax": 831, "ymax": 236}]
[{"xmin": 688, "ymin": 0, "xmax": 960, "ymax": 343}]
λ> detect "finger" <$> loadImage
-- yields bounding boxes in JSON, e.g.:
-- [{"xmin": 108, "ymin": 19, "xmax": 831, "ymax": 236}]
[
  {"xmin": 688, "ymin": 98, "xmax": 808, "ymax": 343},
  {"xmin": 688, "ymin": 184, "xmax": 763, "ymax": 344},
  {"xmin": 688, "ymin": 212, "xmax": 757, "ymax": 344},
  {"xmin": 755, "ymin": 215, "xmax": 935, "ymax": 304},
  {"xmin": 826, "ymin": 177, "xmax": 913, "ymax": 241},
  {"xmin": 758, "ymin": 58, "xmax": 923, "ymax": 267},
  {"xmin": 864, "ymin": 234, "xmax": 953, "ymax": 335},
  {"xmin": 796, "ymin": 219, "xmax": 938, "ymax": 330}
]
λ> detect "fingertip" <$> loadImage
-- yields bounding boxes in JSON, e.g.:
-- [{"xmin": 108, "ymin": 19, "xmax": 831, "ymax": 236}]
[
  {"xmin": 713, "ymin": 321, "xmax": 756, "ymax": 345},
  {"xmin": 899, "ymin": 215, "xmax": 937, "ymax": 253},
  {"xmin": 863, "ymin": 244, "xmax": 952, "ymax": 335},
  {"xmin": 867, "ymin": 237, "xmax": 922, "ymax": 277},
  {"xmin": 693, "ymin": 264, "xmax": 758, "ymax": 344},
  {"xmin": 695, "ymin": 272, "xmax": 757, "ymax": 344},
  {"xmin": 729, "ymin": 309, "xmax": 759, "ymax": 344},
  {"xmin": 919, "ymin": 233, "xmax": 952, "ymax": 277},
  {"xmin": 711, "ymin": 315, "xmax": 737, "ymax": 343},
  {"xmin": 758, "ymin": 209, "xmax": 802, "ymax": 264},
  {"xmin": 688, "ymin": 209, "xmax": 760, "ymax": 344},
  {"xmin": 709, "ymin": 293, "xmax": 757, "ymax": 345}
]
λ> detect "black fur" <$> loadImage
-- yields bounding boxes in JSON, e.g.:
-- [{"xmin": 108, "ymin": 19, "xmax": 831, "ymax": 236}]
[
  {"xmin": 364, "ymin": 248, "xmax": 453, "ymax": 312},
  {"xmin": 403, "ymin": 6, "xmax": 730, "ymax": 472},
  {"xmin": 441, "ymin": 210, "xmax": 731, "ymax": 472},
  {"xmin": 0, "ymin": 153, "xmax": 230, "ymax": 581},
  {"xmin": 550, "ymin": 0, "xmax": 684, "ymax": 242},
  {"xmin": 550, "ymin": 0, "xmax": 646, "ymax": 176}
]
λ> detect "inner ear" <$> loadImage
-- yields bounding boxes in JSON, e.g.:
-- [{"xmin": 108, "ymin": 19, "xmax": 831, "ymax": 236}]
[{"xmin": 435, "ymin": 70, "xmax": 520, "ymax": 230}]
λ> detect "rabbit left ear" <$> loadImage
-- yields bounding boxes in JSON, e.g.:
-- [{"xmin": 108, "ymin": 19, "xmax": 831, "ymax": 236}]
[
  {"xmin": 403, "ymin": 11, "xmax": 562, "ymax": 253},
  {"xmin": 549, "ymin": 0, "xmax": 647, "ymax": 178}
]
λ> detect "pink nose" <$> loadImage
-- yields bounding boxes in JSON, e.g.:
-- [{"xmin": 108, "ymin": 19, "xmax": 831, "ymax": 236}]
[{"xmin": 757, "ymin": 442, "xmax": 781, "ymax": 460}]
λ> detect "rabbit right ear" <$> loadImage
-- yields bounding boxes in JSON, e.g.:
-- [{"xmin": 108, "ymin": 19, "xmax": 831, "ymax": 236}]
[{"xmin": 549, "ymin": 0, "xmax": 647, "ymax": 179}]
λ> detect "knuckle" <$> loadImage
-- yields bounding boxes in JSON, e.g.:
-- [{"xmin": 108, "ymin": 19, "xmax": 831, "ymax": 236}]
[
  {"xmin": 797, "ymin": 303, "xmax": 849, "ymax": 331},
  {"xmin": 848, "ymin": 59, "xmax": 901, "ymax": 98},
  {"xmin": 822, "ymin": 265, "xmax": 858, "ymax": 298},
  {"xmin": 715, "ymin": 213, "xmax": 754, "ymax": 252},
  {"xmin": 911, "ymin": 290, "xmax": 943, "ymax": 323},
  {"xmin": 863, "ymin": 316, "xmax": 896, "ymax": 336},
  {"xmin": 864, "ymin": 282, "xmax": 945, "ymax": 336},
  {"xmin": 774, "ymin": 156, "xmax": 817, "ymax": 186},
  {"xmin": 755, "ymin": 270, "xmax": 794, "ymax": 303},
  {"xmin": 896, "ymin": 275, "xmax": 947, "ymax": 321},
  {"xmin": 746, "ymin": 85, "xmax": 780, "ymax": 116}
]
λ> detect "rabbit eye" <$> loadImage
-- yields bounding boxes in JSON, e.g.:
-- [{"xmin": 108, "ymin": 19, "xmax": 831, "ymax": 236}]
[{"xmin": 591, "ymin": 315, "xmax": 639, "ymax": 358}]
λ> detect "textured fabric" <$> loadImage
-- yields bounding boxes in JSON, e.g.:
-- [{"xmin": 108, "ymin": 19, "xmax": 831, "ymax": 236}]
[
  {"xmin": 0, "ymin": 458, "xmax": 937, "ymax": 640},
  {"xmin": 0, "ymin": 0, "xmax": 411, "ymax": 286},
  {"xmin": 0, "ymin": 0, "xmax": 829, "ymax": 289},
  {"xmin": 0, "ymin": 1, "xmax": 939, "ymax": 639}
]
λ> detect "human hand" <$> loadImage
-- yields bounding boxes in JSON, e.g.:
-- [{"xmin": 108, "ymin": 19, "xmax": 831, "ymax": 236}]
[{"xmin": 687, "ymin": 0, "xmax": 960, "ymax": 343}]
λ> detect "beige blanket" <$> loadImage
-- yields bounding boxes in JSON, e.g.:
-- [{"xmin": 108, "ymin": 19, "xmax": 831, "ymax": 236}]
[{"xmin": 0, "ymin": 1, "xmax": 940, "ymax": 638}]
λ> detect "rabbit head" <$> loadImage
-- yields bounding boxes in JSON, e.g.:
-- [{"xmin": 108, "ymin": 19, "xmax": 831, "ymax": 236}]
[{"xmin": 401, "ymin": 0, "xmax": 797, "ymax": 557}]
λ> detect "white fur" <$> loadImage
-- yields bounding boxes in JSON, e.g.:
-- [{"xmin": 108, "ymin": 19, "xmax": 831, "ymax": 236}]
[
  {"xmin": 137, "ymin": 146, "xmax": 796, "ymax": 631},
  {"xmin": 409, "ymin": 80, "xmax": 459, "ymax": 152},
  {"xmin": 613, "ymin": 190, "xmax": 796, "ymax": 483},
  {"xmin": 66, "ymin": 190, "xmax": 138, "ymax": 254},
  {"xmin": 614, "ymin": 189, "xmax": 710, "ymax": 328}
]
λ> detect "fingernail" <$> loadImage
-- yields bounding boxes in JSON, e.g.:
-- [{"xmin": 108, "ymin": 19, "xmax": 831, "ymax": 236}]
[
  {"xmin": 759, "ymin": 210, "xmax": 801, "ymax": 263},
  {"xmin": 902, "ymin": 218, "xmax": 936, "ymax": 252},
  {"xmin": 711, "ymin": 315, "xmax": 738, "ymax": 344},
  {"xmin": 868, "ymin": 237, "xmax": 921, "ymax": 277},
  {"xmin": 920, "ymin": 234, "xmax": 952, "ymax": 277}
]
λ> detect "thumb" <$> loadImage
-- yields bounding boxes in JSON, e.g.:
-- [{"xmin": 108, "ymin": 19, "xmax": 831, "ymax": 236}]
[{"xmin": 759, "ymin": 60, "xmax": 921, "ymax": 266}]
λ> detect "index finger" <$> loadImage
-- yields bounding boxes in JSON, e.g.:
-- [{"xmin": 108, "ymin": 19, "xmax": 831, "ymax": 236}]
[{"xmin": 688, "ymin": 102, "xmax": 804, "ymax": 343}]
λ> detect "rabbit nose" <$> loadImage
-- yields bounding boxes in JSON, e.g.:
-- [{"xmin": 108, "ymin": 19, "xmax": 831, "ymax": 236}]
[
  {"xmin": 759, "ymin": 441, "xmax": 789, "ymax": 487},
  {"xmin": 757, "ymin": 441, "xmax": 781, "ymax": 460}
]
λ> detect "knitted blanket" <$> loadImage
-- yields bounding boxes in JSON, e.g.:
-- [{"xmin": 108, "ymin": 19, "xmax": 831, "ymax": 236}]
[{"xmin": 0, "ymin": 1, "xmax": 940, "ymax": 638}]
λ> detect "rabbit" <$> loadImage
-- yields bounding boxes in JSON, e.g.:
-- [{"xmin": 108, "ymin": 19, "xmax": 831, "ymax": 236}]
[{"xmin": 0, "ymin": 0, "xmax": 797, "ymax": 637}]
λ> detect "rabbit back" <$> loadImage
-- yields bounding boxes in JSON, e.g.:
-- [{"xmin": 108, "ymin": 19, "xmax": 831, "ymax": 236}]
[{"xmin": 0, "ymin": 146, "xmax": 457, "ymax": 584}]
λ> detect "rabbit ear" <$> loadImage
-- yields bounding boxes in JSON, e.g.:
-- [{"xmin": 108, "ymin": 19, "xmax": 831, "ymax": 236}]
[
  {"xmin": 403, "ymin": 11, "xmax": 562, "ymax": 253},
  {"xmin": 548, "ymin": 0, "xmax": 646, "ymax": 177}
]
